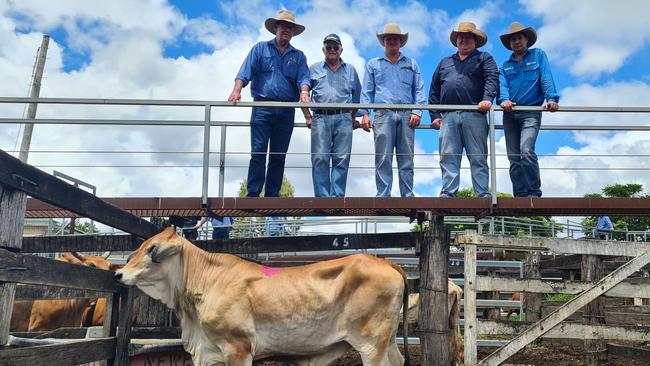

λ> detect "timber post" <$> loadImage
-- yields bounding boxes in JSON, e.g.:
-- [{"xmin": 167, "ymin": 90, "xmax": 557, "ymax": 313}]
[
  {"xmin": 418, "ymin": 215, "xmax": 451, "ymax": 365},
  {"xmin": 582, "ymin": 254, "xmax": 607, "ymax": 365},
  {"xmin": 524, "ymin": 252, "xmax": 542, "ymax": 322},
  {"xmin": 0, "ymin": 184, "xmax": 27, "ymax": 345}
]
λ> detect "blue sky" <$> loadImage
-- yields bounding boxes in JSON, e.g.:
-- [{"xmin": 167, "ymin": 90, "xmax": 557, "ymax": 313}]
[{"xmin": 1, "ymin": 0, "xmax": 650, "ymax": 200}]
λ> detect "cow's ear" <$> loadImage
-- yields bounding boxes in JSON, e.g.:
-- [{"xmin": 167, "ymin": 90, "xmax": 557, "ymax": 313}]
[{"xmin": 149, "ymin": 243, "xmax": 181, "ymax": 263}]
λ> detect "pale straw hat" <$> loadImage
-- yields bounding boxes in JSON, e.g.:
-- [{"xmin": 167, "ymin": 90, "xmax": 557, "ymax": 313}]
[
  {"xmin": 264, "ymin": 10, "xmax": 305, "ymax": 36},
  {"xmin": 450, "ymin": 22, "xmax": 488, "ymax": 48},
  {"xmin": 376, "ymin": 23, "xmax": 408, "ymax": 47}
]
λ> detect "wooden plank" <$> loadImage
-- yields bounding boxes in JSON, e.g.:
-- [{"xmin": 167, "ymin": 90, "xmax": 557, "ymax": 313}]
[
  {"xmin": 15, "ymin": 284, "xmax": 106, "ymax": 300},
  {"xmin": 0, "ymin": 249, "xmax": 119, "ymax": 292},
  {"xmin": 478, "ymin": 249, "xmax": 650, "ymax": 366},
  {"xmin": 418, "ymin": 216, "xmax": 451, "ymax": 366},
  {"xmin": 21, "ymin": 234, "xmax": 141, "ymax": 253},
  {"xmin": 478, "ymin": 320, "xmax": 650, "ymax": 341},
  {"xmin": 464, "ymin": 244, "xmax": 478, "ymax": 365},
  {"xmin": 524, "ymin": 252, "xmax": 542, "ymax": 322},
  {"xmin": 130, "ymin": 327, "xmax": 181, "ymax": 339},
  {"xmin": 1, "ymin": 184, "xmax": 27, "ymax": 346},
  {"xmin": 474, "ymin": 276, "xmax": 650, "ymax": 298},
  {"xmin": 0, "ymin": 149, "xmax": 160, "ymax": 239},
  {"xmin": 455, "ymin": 231, "xmax": 650, "ymax": 256},
  {"xmin": 19, "ymin": 232, "xmax": 419, "ymax": 254},
  {"xmin": 582, "ymin": 254, "xmax": 607, "ymax": 365},
  {"xmin": 113, "ymin": 287, "xmax": 134, "ymax": 366},
  {"xmin": 0, "ymin": 337, "xmax": 115, "ymax": 365}
]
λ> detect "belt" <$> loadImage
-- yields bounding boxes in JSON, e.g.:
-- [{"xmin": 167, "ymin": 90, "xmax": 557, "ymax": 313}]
[{"xmin": 312, "ymin": 109, "xmax": 348, "ymax": 115}]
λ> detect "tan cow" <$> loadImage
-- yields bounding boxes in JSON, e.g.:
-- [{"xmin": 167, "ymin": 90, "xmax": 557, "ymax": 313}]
[
  {"xmin": 10, "ymin": 252, "xmax": 113, "ymax": 332},
  {"xmin": 402, "ymin": 279, "xmax": 463, "ymax": 365},
  {"xmin": 115, "ymin": 227, "xmax": 410, "ymax": 366}
]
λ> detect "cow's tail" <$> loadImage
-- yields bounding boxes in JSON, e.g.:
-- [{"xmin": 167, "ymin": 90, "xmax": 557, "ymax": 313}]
[{"xmin": 388, "ymin": 260, "xmax": 410, "ymax": 366}]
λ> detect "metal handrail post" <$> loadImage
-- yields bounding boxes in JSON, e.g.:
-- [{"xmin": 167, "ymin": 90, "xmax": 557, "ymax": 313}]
[
  {"xmin": 201, "ymin": 105, "xmax": 211, "ymax": 207},
  {"xmin": 488, "ymin": 107, "xmax": 497, "ymax": 205},
  {"xmin": 218, "ymin": 125, "xmax": 227, "ymax": 197}
]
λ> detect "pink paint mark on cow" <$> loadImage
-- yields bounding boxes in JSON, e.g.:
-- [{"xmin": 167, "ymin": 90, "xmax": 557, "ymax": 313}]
[{"xmin": 260, "ymin": 266, "xmax": 283, "ymax": 277}]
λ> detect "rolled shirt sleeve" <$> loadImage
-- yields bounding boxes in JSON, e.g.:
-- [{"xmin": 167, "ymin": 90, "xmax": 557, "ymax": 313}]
[
  {"xmin": 539, "ymin": 50, "xmax": 559, "ymax": 103},
  {"xmin": 359, "ymin": 61, "xmax": 376, "ymax": 116},
  {"xmin": 481, "ymin": 52, "xmax": 499, "ymax": 102},
  {"xmin": 428, "ymin": 62, "xmax": 443, "ymax": 121},
  {"xmin": 412, "ymin": 61, "xmax": 426, "ymax": 117}
]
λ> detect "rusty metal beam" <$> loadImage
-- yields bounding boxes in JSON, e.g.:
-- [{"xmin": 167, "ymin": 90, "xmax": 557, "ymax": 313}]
[{"xmin": 24, "ymin": 196, "xmax": 650, "ymax": 218}]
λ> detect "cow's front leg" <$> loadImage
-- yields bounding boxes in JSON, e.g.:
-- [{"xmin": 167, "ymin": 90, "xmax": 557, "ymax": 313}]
[{"xmin": 222, "ymin": 340, "xmax": 253, "ymax": 366}]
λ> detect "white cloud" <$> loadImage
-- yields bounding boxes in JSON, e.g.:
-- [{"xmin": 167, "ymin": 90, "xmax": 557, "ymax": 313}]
[{"xmin": 520, "ymin": 0, "xmax": 650, "ymax": 78}]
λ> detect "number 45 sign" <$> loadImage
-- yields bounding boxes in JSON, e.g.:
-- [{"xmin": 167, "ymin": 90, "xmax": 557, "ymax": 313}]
[{"xmin": 332, "ymin": 236, "xmax": 350, "ymax": 248}]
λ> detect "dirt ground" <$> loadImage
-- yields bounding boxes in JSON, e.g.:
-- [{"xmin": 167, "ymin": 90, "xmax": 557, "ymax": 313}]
[{"xmin": 256, "ymin": 343, "xmax": 649, "ymax": 365}]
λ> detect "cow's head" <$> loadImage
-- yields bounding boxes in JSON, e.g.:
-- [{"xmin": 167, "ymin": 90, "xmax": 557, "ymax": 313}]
[
  {"xmin": 60, "ymin": 252, "xmax": 113, "ymax": 270},
  {"xmin": 114, "ymin": 227, "xmax": 183, "ymax": 306}
]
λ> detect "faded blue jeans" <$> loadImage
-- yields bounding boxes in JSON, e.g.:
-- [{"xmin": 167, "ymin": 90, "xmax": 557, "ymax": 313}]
[
  {"xmin": 247, "ymin": 106, "xmax": 294, "ymax": 197},
  {"xmin": 311, "ymin": 113, "xmax": 353, "ymax": 197},
  {"xmin": 439, "ymin": 111, "xmax": 490, "ymax": 197},
  {"xmin": 373, "ymin": 110, "xmax": 414, "ymax": 197},
  {"xmin": 503, "ymin": 111, "xmax": 542, "ymax": 197}
]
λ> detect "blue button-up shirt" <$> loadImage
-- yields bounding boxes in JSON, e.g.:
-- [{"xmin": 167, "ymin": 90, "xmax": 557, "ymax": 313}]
[
  {"xmin": 498, "ymin": 48, "xmax": 559, "ymax": 106},
  {"xmin": 597, "ymin": 216, "xmax": 613, "ymax": 232},
  {"xmin": 235, "ymin": 39, "xmax": 310, "ymax": 102},
  {"xmin": 309, "ymin": 60, "xmax": 361, "ymax": 106},
  {"xmin": 360, "ymin": 54, "xmax": 426, "ymax": 116},
  {"xmin": 428, "ymin": 50, "xmax": 499, "ymax": 120}
]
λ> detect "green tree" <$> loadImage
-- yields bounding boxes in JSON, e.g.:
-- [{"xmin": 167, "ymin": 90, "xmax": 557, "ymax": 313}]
[
  {"xmin": 412, "ymin": 188, "xmax": 560, "ymax": 237},
  {"xmin": 75, "ymin": 221, "xmax": 100, "ymax": 234},
  {"xmin": 234, "ymin": 176, "xmax": 300, "ymax": 237},
  {"xmin": 582, "ymin": 183, "xmax": 650, "ymax": 239}
]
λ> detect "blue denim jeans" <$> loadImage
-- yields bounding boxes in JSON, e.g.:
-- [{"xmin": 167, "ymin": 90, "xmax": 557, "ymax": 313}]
[
  {"xmin": 311, "ymin": 113, "xmax": 353, "ymax": 197},
  {"xmin": 373, "ymin": 110, "xmax": 414, "ymax": 197},
  {"xmin": 503, "ymin": 111, "xmax": 542, "ymax": 197},
  {"xmin": 439, "ymin": 111, "xmax": 490, "ymax": 197},
  {"xmin": 247, "ymin": 106, "xmax": 294, "ymax": 197}
]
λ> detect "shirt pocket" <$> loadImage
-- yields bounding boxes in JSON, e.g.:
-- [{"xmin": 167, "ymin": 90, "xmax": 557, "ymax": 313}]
[
  {"xmin": 503, "ymin": 67, "xmax": 517, "ymax": 80},
  {"xmin": 282, "ymin": 56, "xmax": 299, "ymax": 82},
  {"xmin": 399, "ymin": 66, "xmax": 414, "ymax": 94},
  {"xmin": 524, "ymin": 62, "xmax": 539, "ymax": 81}
]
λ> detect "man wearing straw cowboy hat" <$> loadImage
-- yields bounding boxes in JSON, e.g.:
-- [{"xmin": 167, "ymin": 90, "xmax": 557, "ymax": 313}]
[
  {"xmin": 228, "ymin": 10, "xmax": 310, "ymax": 197},
  {"xmin": 498, "ymin": 22, "xmax": 559, "ymax": 198},
  {"xmin": 429, "ymin": 22, "xmax": 499, "ymax": 198},
  {"xmin": 360, "ymin": 23, "xmax": 426, "ymax": 197}
]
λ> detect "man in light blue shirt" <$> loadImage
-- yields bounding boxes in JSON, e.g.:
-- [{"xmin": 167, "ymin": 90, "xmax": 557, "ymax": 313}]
[
  {"xmin": 228, "ymin": 10, "xmax": 310, "ymax": 197},
  {"xmin": 595, "ymin": 215, "xmax": 613, "ymax": 240},
  {"xmin": 498, "ymin": 22, "xmax": 560, "ymax": 197},
  {"xmin": 360, "ymin": 23, "xmax": 426, "ymax": 197},
  {"xmin": 305, "ymin": 34, "xmax": 362, "ymax": 197}
]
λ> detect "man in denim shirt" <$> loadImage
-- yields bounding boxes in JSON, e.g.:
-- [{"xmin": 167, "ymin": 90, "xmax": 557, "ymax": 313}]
[
  {"xmin": 228, "ymin": 10, "xmax": 310, "ymax": 197},
  {"xmin": 430, "ymin": 22, "xmax": 499, "ymax": 198},
  {"xmin": 498, "ymin": 22, "xmax": 560, "ymax": 197},
  {"xmin": 360, "ymin": 23, "xmax": 426, "ymax": 197},
  {"xmin": 305, "ymin": 34, "xmax": 362, "ymax": 197}
]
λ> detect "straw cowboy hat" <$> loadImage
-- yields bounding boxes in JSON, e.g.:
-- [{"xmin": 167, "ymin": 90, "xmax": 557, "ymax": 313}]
[
  {"xmin": 500, "ymin": 22, "xmax": 537, "ymax": 50},
  {"xmin": 450, "ymin": 22, "xmax": 488, "ymax": 48},
  {"xmin": 376, "ymin": 23, "xmax": 408, "ymax": 47},
  {"xmin": 264, "ymin": 10, "xmax": 305, "ymax": 36}
]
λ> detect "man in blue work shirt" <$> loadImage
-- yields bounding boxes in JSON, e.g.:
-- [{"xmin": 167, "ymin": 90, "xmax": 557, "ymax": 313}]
[
  {"xmin": 305, "ymin": 34, "xmax": 362, "ymax": 197},
  {"xmin": 360, "ymin": 23, "xmax": 426, "ymax": 197},
  {"xmin": 228, "ymin": 10, "xmax": 310, "ymax": 197},
  {"xmin": 430, "ymin": 22, "xmax": 499, "ymax": 198},
  {"xmin": 594, "ymin": 215, "xmax": 613, "ymax": 240},
  {"xmin": 498, "ymin": 22, "xmax": 560, "ymax": 197}
]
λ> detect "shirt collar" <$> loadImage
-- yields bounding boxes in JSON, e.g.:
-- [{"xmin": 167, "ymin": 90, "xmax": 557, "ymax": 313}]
[
  {"xmin": 379, "ymin": 52, "xmax": 406, "ymax": 63},
  {"xmin": 508, "ymin": 48, "xmax": 531, "ymax": 62},
  {"xmin": 452, "ymin": 49, "xmax": 480, "ymax": 61},
  {"xmin": 268, "ymin": 38, "xmax": 295, "ymax": 54},
  {"xmin": 322, "ymin": 58, "xmax": 346, "ymax": 70}
]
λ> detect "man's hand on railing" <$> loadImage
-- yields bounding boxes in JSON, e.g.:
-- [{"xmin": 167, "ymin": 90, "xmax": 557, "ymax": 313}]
[
  {"xmin": 360, "ymin": 114, "xmax": 372, "ymax": 132},
  {"xmin": 500, "ymin": 100, "xmax": 516, "ymax": 112},
  {"xmin": 431, "ymin": 118, "xmax": 442, "ymax": 130},
  {"xmin": 545, "ymin": 101, "xmax": 559, "ymax": 112},
  {"xmin": 478, "ymin": 100, "xmax": 492, "ymax": 113},
  {"xmin": 408, "ymin": 113, "xmax": 421, "ymax": 129},
  {"xmin": 227, "ymin": 90, "xmax": 241, "ymax": 103}
]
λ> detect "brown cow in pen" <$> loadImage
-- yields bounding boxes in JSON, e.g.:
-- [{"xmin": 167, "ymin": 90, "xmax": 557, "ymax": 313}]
[
  {"xmin": 10, "ymin": 252, "xmax": 115, "ymax": 331},
  {"xmin": 115, "ymin": 227, "xmax": 411, "ymax": 366}
]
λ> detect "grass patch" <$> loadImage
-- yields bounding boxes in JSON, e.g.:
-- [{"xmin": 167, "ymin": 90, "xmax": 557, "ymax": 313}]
[{"xmin": 544, "ymin": 293, "xmax": 576, "ymax": 301}]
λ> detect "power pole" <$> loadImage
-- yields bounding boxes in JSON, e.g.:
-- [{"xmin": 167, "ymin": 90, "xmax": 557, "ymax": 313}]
[{"xmin": 18, "ymin": 34, "xmax": 50, "ymax": 163}]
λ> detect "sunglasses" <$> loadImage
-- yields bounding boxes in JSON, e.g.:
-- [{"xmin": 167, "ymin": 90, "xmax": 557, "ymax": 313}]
[{"xmin": 325, "ymin": 45, "xmax": 340, "ymax": 51}]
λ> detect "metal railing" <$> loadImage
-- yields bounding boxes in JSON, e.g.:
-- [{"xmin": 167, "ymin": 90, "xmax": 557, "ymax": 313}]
[{"xmin": 2, "ymin": 96, "xmax": 650, "ymax": 206}]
